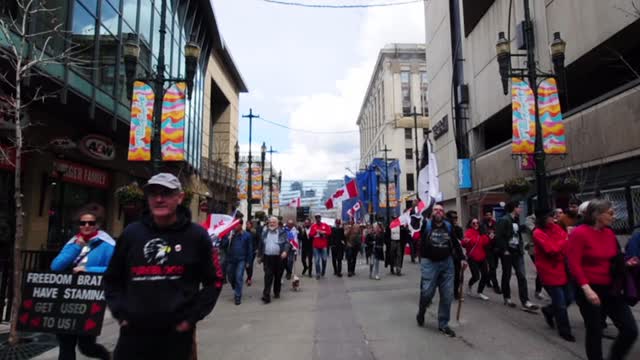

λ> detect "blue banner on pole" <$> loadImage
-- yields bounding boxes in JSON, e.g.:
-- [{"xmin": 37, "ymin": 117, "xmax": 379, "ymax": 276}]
[{"xmin": 458, "ymin": 158, "xmax": 472, "ymax": 189}]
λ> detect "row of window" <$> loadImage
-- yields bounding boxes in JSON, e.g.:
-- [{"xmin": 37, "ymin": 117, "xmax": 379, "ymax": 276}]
[{"xmin": 401, "ymin": 71, "xmax": 429, "ymax": 116}]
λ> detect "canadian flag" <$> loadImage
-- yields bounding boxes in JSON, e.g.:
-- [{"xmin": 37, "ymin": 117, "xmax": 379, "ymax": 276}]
[
  {"xmin": 325, "ymin": 179, "xmax": 359, "ymax": 209},
  {"xmin": 202, "ymin": 214, "xmax": 240, "ymax": 239},
  {"xmin": 347, "ymin": 201, "xmax": 362, "ymax": 218},
  {"xmin": 390, "ymin": 200, "xmax": 427, "ymax": 237},
  {"xmin": 287, "ymin": 197, "xmax": 301, "ymax": 208}
]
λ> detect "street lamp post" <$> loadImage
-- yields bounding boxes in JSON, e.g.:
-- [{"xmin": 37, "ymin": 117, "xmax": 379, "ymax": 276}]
[
  {"xmin": 261, "ymin": 142, "xmax": 267, "ymax": 189},
  {"xmin": 242, "ymin": 109, "xmax": 259, "ymax": 219},
  {"xmin": 266, "ymin": 146, "xmax": 277, "ymax": 215},
  {"xmin": 123, "ymin": 0, "xmax": 200, "ymax": 175},
  {"xmin": 495, "ymin": 0, "xmax": 566, "ymax": 210},
  {"xmin": 381, "ymin": 145, "xmax": 392, "ymax": 225},
  {"xmin": 234, "ymin": 140, "xmax": 240, "ymax": 185}
]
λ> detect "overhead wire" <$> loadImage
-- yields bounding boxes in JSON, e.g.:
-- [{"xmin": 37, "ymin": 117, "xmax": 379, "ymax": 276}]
[
  {"xmin": 260, "ymin": 0, "xmax": 424, "ymax": 9},
  {"xmin": 255, "ymin": 116, "xmax": 395, "ymax": 135}
]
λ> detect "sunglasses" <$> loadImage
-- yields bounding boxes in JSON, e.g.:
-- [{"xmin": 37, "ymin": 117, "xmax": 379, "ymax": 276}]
[
  {"xmin": 471, "ymin": 222, "xmax": 479, "ymax": 225},
  {"xmin": 78, "ymin": 221, "xmax": 97, "ymax": 226}
]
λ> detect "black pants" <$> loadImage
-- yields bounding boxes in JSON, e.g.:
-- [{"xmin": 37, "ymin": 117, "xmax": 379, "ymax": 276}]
[
  {"xmin": 468, "ymin": 259, "xmax": 489, "ymax": 294},
  {"xmin": 57, "ymin": 334, "xmax": 110, "ymax": 360},
  {"xmin": 331, "ymin": 246, "xmax": 344, "ymax": 275},
  {"xmin": 500, "ymin": 252, "xmax": 529, "ymax": 304},
  {"xmin": 576, "ymin": 284, "xmax": 638, "ymax": 360},
  {"xmin": 301, "ymin": 248, "xmax": 313, "ymax": 276},
  {"xmin": 529, "ymin": 254, "xmax": 543, "ymax": 294},
  {"xmin": 346, "ymin": 246, "xmax": 358, "ymax": 274},
  {"xmin": 487, "ymin": 252, "xmax": 501, "ymax": 290},
  {"xmin": 114, "ymin": 327, "xmax": 194, "ymax": 360},
  {"xmin": 246, "ymin": 252, "xmax": 256, "ymax": 280},
  {"xmin": 263, "ymin": 255, "xmax": 284, "ymax": 299}
]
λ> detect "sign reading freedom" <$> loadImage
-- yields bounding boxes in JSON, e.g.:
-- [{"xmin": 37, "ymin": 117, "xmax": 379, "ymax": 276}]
[{"xmin": 17, "ymin": 272, "xmax": 107, "ymax": 336}]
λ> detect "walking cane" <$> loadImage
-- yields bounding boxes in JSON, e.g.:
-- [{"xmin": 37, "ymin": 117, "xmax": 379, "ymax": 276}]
[{"xmin": 456, "ymin": 262, "xmax": 468, "ymax": 322}]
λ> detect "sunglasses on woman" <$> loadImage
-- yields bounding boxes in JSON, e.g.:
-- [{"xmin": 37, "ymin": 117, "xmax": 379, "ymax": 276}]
[{"xmin": 79, "ymin": 221, "xmax": 97, "ymax": 226}]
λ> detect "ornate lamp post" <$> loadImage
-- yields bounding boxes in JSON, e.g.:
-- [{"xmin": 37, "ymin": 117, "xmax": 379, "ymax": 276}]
[{"xmin": 495, "ymin": 1, "xmax": 566, "ymax": 210}]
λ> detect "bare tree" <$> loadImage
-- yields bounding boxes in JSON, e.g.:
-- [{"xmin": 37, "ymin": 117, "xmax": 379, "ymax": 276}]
[{"xmin": 0, "ymin": 0, "xmax": 86, "ymax": 345}]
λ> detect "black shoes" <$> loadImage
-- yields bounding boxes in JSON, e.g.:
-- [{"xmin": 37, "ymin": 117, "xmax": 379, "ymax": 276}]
[
  {"xmin": 286, "ymin": 274, "xmax": 292, "ymax": 280},
  {"xmin": 559, "ymin": 333, "xmax": 576, "ymax": 342},
  {"xmin": 274, "ymin": 293, "xmax": 280, "ymax": 299},
  {"xmin": 542, "ymin": 307, "xmax": 555, "ymax": 329},
  {"xmin": 416, "ymin": 312, "xmax": 425, "ymax": 327},
  {"xmin": 235, "ymin": 297, "xmax": 241, "ymax": 305},
  {"xmin": 261, "ymin": 296, "xmax": 271, "ymax": 304},
  {"xmin": 439, "ymin": 326, "xmax": 456, "ymax": 337}
]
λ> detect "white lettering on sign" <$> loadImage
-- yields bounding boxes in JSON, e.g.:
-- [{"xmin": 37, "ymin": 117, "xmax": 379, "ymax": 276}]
[
  {"xmin": 80, "ymin": 135, "xmax": 116, "ymax": 161},
  {"xmin": 26, "ymin": 273, "xmax": 73, "ymax": 285},
  {"xmin": 34, "ymin": 302, "xmax": 54, "ymax": 313},
  {"xmin": 53, "ymin": 161, "xmax": 110, "ymax": 189},
  {"xmin": 60, "ymin": 303, "xmax": 87, "ymax": 314},
  {"xmin": 77, "ymin": 275, "xmax": 102, "ymax": 287},
  {"xmin": 63, "ymin": 288, "xmax": 105, "ymax": 301},
  {"xmin": 32, "ymin": 287, "xmax": 59, "ymax": 299}
]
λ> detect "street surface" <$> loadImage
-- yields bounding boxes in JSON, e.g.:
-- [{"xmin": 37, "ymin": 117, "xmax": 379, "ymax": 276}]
[{"xmin": 35, "ymin": 255, "xmax": 640, "ymax": 360}]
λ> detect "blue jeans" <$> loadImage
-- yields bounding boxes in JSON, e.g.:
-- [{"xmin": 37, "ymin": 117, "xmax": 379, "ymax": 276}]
[
  {"xmin": 419, "ymin": 257, "xmax": 454, "ymax": 329},
  {"xmin": 227, "ymin": 259, "xmax": 246, "ymax": 299},
  {"xmin": 544, "ymin": 284, "xmax": 573, "ymax": 336},
  {"xmin": 313, "ymin": 248, "xmax": 328, "ymax": 276}
]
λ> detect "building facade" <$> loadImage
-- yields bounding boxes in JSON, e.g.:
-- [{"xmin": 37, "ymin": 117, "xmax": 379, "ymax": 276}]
[
  {"xmin": 0, "ymin": 0, "xmax": 246, "ymax": 253},
  {"xmin": 425, "ymin": 0, "xmax": 640, "ymax": 232},
  {"xmin": 357, "ymin": 44, "xmax": 429, "ymax": 209}
]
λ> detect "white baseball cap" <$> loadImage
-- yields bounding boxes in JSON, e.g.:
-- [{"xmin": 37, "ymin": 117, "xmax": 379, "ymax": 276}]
[{"xmin": 144, "ymin": 173, "xmax": 182, "ymax": 191}]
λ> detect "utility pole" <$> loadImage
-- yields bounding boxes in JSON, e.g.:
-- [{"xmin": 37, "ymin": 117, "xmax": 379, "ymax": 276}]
[
  {"xmin": 242, "ymin": 109, "xmax": 259, "ymax": 219},
  {"xmin": 266, "ymin": 146, "xmax": 277, "ymax": 215},
  {"xmin": 381, "ymin": 145, "xmax": 392, "ymax": 225}
]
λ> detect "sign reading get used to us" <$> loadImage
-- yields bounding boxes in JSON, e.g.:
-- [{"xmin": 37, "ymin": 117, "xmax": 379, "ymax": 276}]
[{"xmin": 17, "ymin": 272, "xmax": 107, "ymax": 336}]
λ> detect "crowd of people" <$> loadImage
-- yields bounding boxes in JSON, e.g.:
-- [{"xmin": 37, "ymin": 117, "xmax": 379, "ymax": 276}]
[{"xmin": 46, "ymin": 172, "xmax": 640, "ymax": 360}]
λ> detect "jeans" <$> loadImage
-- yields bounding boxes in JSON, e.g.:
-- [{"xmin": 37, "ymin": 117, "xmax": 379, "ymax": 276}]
[
  {"xmin": 486, "ymin": 252, "xmax": 501, "ymax": 290},
  {"xmin": 331, "ymin": 246, "xmax": 344, "ymax": 275},
  {"xmin": 544, "ymin": 284, "xmax": 573, "ymax": 336},
  {"xmin": 301, "ymin": 248, "xmax": 313, "ymax": 276},
  {"xmin": 575, "ymin": 284, "xmax": 638, "ymax": 360},
  {"xmin": 314, "ymin": 248, "xmax": 328, "ymax": 276},
  {"xmin": 286, "ymin": 251, "xmax": 296, "ymax": 278},
  {"xmin": 57, "ymin": 334, "xmax": 110, "ymax": 360},
  {"xmin": 468, "ymin": 259, "xmax": 489, "ymax": 294},
  {"xmin": 530, "ymin": 254, "xmax": 543, "ymax": 294},
  {"xmin": 227, "ymin": 259, "xmax": 246, "ymax": 299},
  {"xmin": 369, "ymin": 257, "xmax": 380, "ymax": 277},
  {"xmin": 418, "ymin": 257, "xmax": 455, "ymax": 329},
  {"xmin": 114, "ymin": 327, "xmax": 193, "ymax": 360},
  {"xmin": 500, "ymin": 252, "xmax": 530, "ymax": 305},
  {"xmin": 263, "ymin": 255, "xmax": 284, "ymax": 299},
  {"xmin": 346, "ymin": 246, "xmax": 358, "ymax": 274}
]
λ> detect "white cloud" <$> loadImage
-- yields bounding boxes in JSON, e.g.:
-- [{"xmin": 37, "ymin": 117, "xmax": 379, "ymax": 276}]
[{"xmin": 273, "ymin": 3, "xmax": 425, "ymax": 181}]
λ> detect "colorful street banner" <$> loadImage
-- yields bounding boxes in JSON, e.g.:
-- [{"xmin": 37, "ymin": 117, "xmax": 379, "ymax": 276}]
[
  {"xmin": 379, "ymin": 182, "xmax": 398, "ymax": 208},
  {"xmin": 512, "ymin": 78, "xmax": 535, "ymax": 154},
  {"xmin": 161, "ymin": 82, "xmax": 186, "ymax": 161},
  {"xmin": 251, "ymin": 164, "xmax": 263, "ymax": 200},
  {"xmin": 538, "ymin": 78, "xmax": 566, "ymax": 154},
  {"xmin": 237, "ymin": 163, "xmax": 248, "ymax": 200},
  {"xmin": 128, "ymin": 81, "xmax": 154, "ymax": 161}
]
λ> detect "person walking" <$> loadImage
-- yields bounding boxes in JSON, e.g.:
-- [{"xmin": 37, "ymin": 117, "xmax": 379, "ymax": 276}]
[
  {"xmin": 245, "ymin": 220, "xmax": 258, "ymax": 287},
  {"xmin": 220, "ymin": 220, "xmax": 253, "ymax": 305},
  {"xmin": 104, "ymin": 173, "xmax": 223, "ymax": 360},
  {"xmin": 330, "ymin": 219, "xmax": 346, "ymax": 277},
  {"xmin": 344, "ymin": 221, "xmax": 362, "ymax": 277},
  {"xmin": 495, "ymin": 201, "xmax": 538, "ymax": 311},
  {"xmin": 284, "ymin": 220, "xmax": 299, "ymax": 280},
  {"xmin": 461, "ymin": 218, "xmax": 491, "ymax": 301},
  {"xmin": 446, "ymin": 211, "xmax": 464, "ymax": 300},
  {"xmin": 569, "ymin": 199, "xmax": 638, "ymax": 360},
  {"xmin": 532, "ymin": 209, "xmax": 575, "ymax": 342},
  {"xmin": 309, "ymin": 214, "xmax": 332, "ymax": 279},
  {"xmin": 366, "ymin": 223, "xmax": 385, "ymax": 280},
  {"xmin": 299, "ymin": 219, "xmax": 313, "ymax": 278},
  {"xmin": 481, "ymin": 211, "xmax": 501, "ymax": 294},
  {"xmin": 523, "ymin": 213, "xmax": 546, "ymax": 301},
  {"xmin": 416, "ymin": 204, "xmax": 465, "ymax": 337},
  {"xmin": 51, "ymin": 203, "xmax": 114, "ymax": 360},
  {"xmin": 386, "ymin": 220, "xmax": 402, "ymax": 275},
  {"xmin": 258, "ymin": 216, "xmax": 291, "ymax": 303}
]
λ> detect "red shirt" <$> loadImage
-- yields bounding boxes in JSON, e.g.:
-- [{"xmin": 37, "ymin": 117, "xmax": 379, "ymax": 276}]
[
  {"xmin": 533, "ymin": 223, "xmax": 568, "ymax": 286},
  {"xmin": 568, "ymin": 225, "xmax": 618, "ymax": 286},
  {"xmin": 309, "ymin": 223, "xmax": 332, "ymax": 249},
  {"xmin": 461, "ymin": 228, "xmax": 490, "ymax": 262}
]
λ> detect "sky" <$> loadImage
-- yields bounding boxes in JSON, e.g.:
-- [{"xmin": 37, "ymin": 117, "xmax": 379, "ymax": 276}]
[{"xmin": 213, "ymin": 0, "xmax": 425, "ymax": 181}]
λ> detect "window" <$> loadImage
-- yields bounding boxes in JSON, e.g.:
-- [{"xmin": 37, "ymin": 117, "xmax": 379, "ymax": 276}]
[
  {"xmin": 421, "ymin": 72, "xmax": 429, "ymax": 116},
  {"xmin": 406, "ymin": 173, "xmax": 415, "ymax": 191},
  {"xmin": 405, "ymin": 149, "xmax": 413, "ymax": 160},
  {"xmin": 401, "ymin": 71, "xmax": 411, "ymax": 115},
  {"xmin": 405, "ymin": 128, "xmax": 413, "ymax": 140}
]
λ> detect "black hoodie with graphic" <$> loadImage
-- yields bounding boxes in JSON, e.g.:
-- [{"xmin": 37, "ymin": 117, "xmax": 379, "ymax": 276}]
[{"xmin": 104, "ymin": 206, "xmax": 223, "ymax": 331}]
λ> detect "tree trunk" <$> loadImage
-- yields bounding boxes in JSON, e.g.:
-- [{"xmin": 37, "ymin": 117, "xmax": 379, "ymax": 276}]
[{"xmin": 8, "ymin": 58, "xmax": 24, "ymax": 347}]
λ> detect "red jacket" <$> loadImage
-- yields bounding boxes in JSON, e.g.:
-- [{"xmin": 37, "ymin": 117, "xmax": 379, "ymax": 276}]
[
  {"xmin": 533, "ymin": 223, "xmax": 569, "ymax": 286},
  {"xmin": 568, "ymin": 224, "xmax": 618, "ymax": 286},
  {"xmin": 309, "ymin": 223, "xmax": 332, "ymax": 249},
  {"xmin": 461, "ymin": 228, "xmax": 490, "ymax": 262}
]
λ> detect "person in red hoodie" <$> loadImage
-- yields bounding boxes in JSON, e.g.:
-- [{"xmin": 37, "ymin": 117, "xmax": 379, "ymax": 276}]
[
  {"xmin": 532, "ymin": 209, "xmax": 574, "ymax": 342},
  {"xmin": 569, "ymin": 199, "xmax": 638, "ymax": 360},
  {"xmin": 309, "ymin": 214, "xmax": 332, "ymax": 279},
  {"xmin": 461, "ymin": 218, "xmax": 491, "ymax": 301}
]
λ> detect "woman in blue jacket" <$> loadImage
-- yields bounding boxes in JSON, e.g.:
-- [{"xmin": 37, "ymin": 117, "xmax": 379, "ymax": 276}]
[{"xmin": 50, "ymin": 204, "xmax": 114, "ymax": 360}]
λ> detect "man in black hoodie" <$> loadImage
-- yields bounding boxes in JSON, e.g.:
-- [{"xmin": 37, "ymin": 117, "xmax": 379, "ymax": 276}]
[{"xmin": 104, "ymin": 173, "xmax": 223, "ymax": 360}]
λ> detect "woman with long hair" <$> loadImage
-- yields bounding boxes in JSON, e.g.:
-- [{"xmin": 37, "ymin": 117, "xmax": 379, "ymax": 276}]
[
  {"xmin": 50, "ymin": 203, "xmax": 115, "ymax": 360},
  {"xmin": 366, "ymin": 223, "xmax": 385, "ymax": 280},
  {"xmin": 569, "ymin": 199, "xmax": 638, "ymax": 359},
  {"xmin": 532, "ymin": 209, "xmax": 574, "ymax": 342},
  {"xmin": 461, "ymin": 218, "xmax": 491, "ymax": 300}
]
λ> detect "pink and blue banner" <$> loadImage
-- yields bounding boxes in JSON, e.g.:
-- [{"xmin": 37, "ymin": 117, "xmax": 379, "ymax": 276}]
[
  {"xmin": 511, "ymin": 78, "xmax": 535, "ymax": 154},
  {"xmin": 128, "ymin": 81, "xmax": 154, "ymax": 161},
  {"xmin": 161, "ymin": 83, "xmax": 186, "ymax": 161},
  {"xmin": 538, "ymin": 78, "xmax": 566, "ymax": 154}
]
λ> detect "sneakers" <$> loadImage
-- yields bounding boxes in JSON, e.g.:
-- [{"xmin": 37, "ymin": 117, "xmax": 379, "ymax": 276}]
[
  {"xmin": 523, "ymin": 301, "xmax": 539, "ymax": 311},
  {"xmin": 375, "ymin": 275, "xmax": 380, "ymax": 280},
  {"xmin": 504, "ymin": 299, "xmax": 517, "ymax": 308},
  {"xmin": 478, "ymin": 293, "xmax": 490, "ymax": 301},
  {"xmin": 439, "ymin": 326, "xmax": 456, "ymax": 337},
  {"xmin": 535, "ymin": 292, "xmax": 547, "ymax": 301}
]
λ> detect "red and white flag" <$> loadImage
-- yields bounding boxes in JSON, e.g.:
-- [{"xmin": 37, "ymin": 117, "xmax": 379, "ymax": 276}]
[
  {"xmin": 347, "ymin": 201, "xmax": 362, "ymax": 218},
  {"xmin": 202, "ymin": 214, "xmax": 240, "ymax": 239},
  {"xmin": 325, "ymin": 179, "xmax": 359, "ymax": 209},
  {"xmin": 287, "ymin": 197, "xmax": 301, "ymax": 208},
  {"xmin": 390, "ymin": 200, "xmax": 427, "ymax": 236}
]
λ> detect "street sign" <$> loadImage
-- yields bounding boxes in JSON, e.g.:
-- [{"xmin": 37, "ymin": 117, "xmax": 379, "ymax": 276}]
[{"xmin": 17, "ymin": 272, "xmax": 107, "ymax": 336}]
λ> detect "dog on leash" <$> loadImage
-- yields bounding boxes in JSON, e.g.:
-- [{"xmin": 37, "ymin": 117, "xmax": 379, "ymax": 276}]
[{"xmin": 291, "ymin": 275, "xmax": 301, "ymax": 291}]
